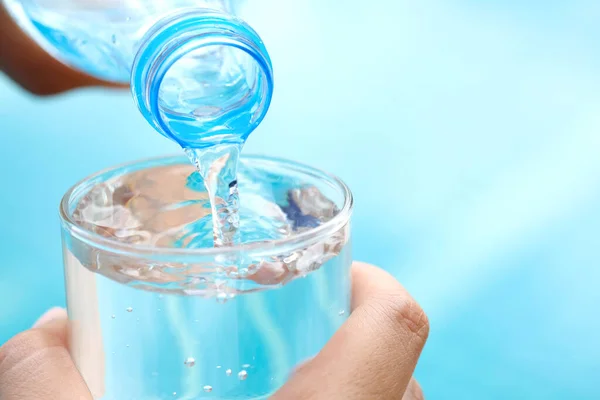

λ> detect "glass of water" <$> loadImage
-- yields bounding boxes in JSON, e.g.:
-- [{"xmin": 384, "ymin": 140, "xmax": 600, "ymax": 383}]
[{"xmin": 59, "ymin": 154, "xmax": 353, "ymax": 400}]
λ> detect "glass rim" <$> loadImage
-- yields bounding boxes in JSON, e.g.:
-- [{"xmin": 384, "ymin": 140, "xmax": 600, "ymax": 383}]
[{"xmin": 59, "ymin": 154, "xmax": 353, "ymax": 258}]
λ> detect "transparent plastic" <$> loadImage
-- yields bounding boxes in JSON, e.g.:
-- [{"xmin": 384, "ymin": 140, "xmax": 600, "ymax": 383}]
[
  {"xmin": 3, "ymin": 0, "xmax": 273, "ymax": 144},
  {"xmin": 4, "ymin": 0, "xmax": 236, "ymax": 82}
]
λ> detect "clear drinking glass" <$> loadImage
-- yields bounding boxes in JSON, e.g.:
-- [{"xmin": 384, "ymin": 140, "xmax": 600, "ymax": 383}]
[{"xmin": 59, "ymin": 154, "xmax": 353, "ymax": 400}]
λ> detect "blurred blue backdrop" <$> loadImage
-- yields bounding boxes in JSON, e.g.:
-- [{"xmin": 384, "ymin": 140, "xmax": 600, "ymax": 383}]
[{"xmin": 2, "ymin": 0, "xmax": 600, "ymax": 398}]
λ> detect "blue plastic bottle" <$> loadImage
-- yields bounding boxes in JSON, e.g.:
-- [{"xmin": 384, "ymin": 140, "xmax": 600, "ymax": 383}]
[{"xmin": 3, "ymin": 0, "xmax": 273, "ymax": 145}]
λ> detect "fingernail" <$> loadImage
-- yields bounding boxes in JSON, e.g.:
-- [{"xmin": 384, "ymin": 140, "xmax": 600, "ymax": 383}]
[{"xmin": 33, "ymin": 307, "xmax": 66, "ymax": 328}]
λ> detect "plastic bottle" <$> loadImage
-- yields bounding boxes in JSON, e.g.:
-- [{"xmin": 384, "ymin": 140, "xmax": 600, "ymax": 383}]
[{"xmin": 3, "ymin": 0, "xmax": 273, "ymax": 145}]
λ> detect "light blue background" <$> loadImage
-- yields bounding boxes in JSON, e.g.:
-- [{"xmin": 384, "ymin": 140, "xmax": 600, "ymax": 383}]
[{"xmin": 2, "ymin": 0, "xmax": 600, "ymax": 398}]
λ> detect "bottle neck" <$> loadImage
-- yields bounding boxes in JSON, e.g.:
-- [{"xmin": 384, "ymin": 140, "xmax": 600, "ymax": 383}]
[{"xmin": 131, "ymin": 9, "xmax": 273, "ymax": 149}]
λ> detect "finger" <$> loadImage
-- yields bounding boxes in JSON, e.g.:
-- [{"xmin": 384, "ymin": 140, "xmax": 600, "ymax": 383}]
[
  {"xmin": 291, "ymin": 364, "xmax": 425, "ymax": 399},
  {"xmin": 0, "ymin": 308, "xmax": 93, "ymax": 400},
  {"xmin": 0, "ymin": 4, "xmax": 125, "ymax": 95},
  {"xmin": 274, "ymin": 262, "xmax": 429, "ymax": 400}
]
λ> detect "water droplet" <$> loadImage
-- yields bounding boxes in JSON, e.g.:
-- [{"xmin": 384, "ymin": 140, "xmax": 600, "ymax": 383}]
[
  {"xmin": 338, "ymin": 310, "xmax": 345, "ymax": 316},
  {"xmin": 158, "ymin": 308, "xmax": 162, "ymax": 312},
  {"xmin": 225, "ymin": 369, "xmax": 232, "ymax": 376},
  {"xmin": 203, "ymin": 385, "xmax": 213, "ymax": 393},
  {"xmin": 111, "ymin": 314, "xmax": 115, "ymax": 319},
  {"xmin": 126, "ymin": 344, "xmax": 130, "ymax": 348},
  {"xmin": 172, "ymin": 392, "xmax": 177, "ymax": 396},
  {"xmin": 126, "ymin": 307, "xmax": 133, "ymax": 312},
  {"xmin": 242, "ymin": 364, "xmax": 251, "ymax": 368},
  {"xmin": 125, "ymin": 16, "xmax": 131, "ymax": 21},
  {"xmin": 216, "ymin": 365, "xmax": 222, "ymax": 369},
  {"xmin": 111, "ymin": 34, "xmax": 117, "ymax": 44},
  {"xmin": 238, "ymin": 370, "xmax": 248, "ymax": 380},
  {"xmin": 216, "ymin": 292, "xmax": 228, "ymax": 304},
  {"xmin": 184, "ymin": 357, "xmax": 196, "ymax": 367}
]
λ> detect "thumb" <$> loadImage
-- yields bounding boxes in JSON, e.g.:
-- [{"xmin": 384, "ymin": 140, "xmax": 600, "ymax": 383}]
[
  {"xmin": 0, "ymin": 308, "xmax": 92, "ymax": 400},
  {"xmin": 273, "ymin": 262, "xmax": 429, "ymax": 400}
]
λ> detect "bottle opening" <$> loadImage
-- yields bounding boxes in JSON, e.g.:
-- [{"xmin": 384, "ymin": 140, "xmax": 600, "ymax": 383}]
[{"xmin": 131, "ymin": 9, "xmax": 273, "ymax": 148}]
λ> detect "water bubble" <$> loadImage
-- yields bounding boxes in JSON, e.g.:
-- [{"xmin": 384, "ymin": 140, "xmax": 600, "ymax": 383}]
[
  {"xmin": 242, "ymin": 364, "xmax": 251, "ymax": 368},
  {"xmin": 238, "ymin": 370, "xmax": 248, "ymax": 380},
  {"xmin": 111, "ymin": 314, "xmax": 116, "ymax": 319},
  {"xmin": 173, "ymin": 392, "xmax": 177, "ymax": 396},
  {"xmin": 111, "ymin": 34, "xmax": 117, "ymax": 44},
  {"xmin": 126, "ymin": 344, "xmax": 130, "ymax": 348},
  {"xmin": 216, "ymin": 292, "xmax": 228, "ymax": 304},
  {"xmin": 184, "ymin": 357, "xmax": 196, "ymax": 367},
  {"xmin": 126, "ymin": 307, "xmax": 133, "ymax": 312},
  {"xmin": 158, "ymin": 294, "xmax": 164, "ymax": 299},
  {"xmin": 225, "ymin": 369, "xmax": 232, "ymax": 376},
  {"xmin": 216, "ymin": 365, "xmax": 222, "ymax": 369},
  {"xmin": 203, "ymin": 385, "xmax": 213, "ymax": 393},
  {"xmin": 136, "ymin": 318, "xmax": 140, "ymax": 322},
  {"xmin": 125, "ymin": 16, "xmax": 131, "ymax": 21},
  {"xmin": 158, "ymin": 308, "xmax": 162, "ymax": 312},
  {"xmin": 338, "ymin": 310, "xmax": 345, "ymax": 316}
]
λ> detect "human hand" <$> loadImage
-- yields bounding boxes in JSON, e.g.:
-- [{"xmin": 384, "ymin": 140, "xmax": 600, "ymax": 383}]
[
  {"xmin": 273, "ymin": 262, "xmax": 429, "ymax": 399},
  {"xmin": 0, "ymin": 4, "xmax": 122, "ymax": 95},
  {"xmin": 0, "ymin": 263, "xmax": 429, "ymax": 399},
  {"xmin": 0, "ymin": 307, "xmax": 92, "ymax": 399}
]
